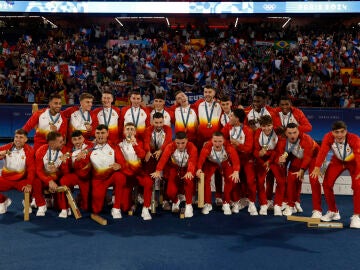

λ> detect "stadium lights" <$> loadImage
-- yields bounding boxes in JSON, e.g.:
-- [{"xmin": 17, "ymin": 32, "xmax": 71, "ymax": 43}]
[
  {"xmin": 165, "ymin": 17, "xmax": 170, "ymax": 27},
  {"xmin": 234, "ymin": 17, "xmax": 238, "ymax": 28},
  {"xmin": 41, "ymin": 16, "xmax": 57, "ymax": 28},
  {"xmin": 267, "ymin": 16, "xmax": 291, "ymax": 29},
  {"xmin": 0, "ymin": 15, "xmax": 57, "ymax": 28},
  {"xmin": 115, "ymin": 17, "xmax": 123, "ymax": 27},
  {"xmin": 282, "ymin": 17, "xmax": 291, "ymax": 28}
]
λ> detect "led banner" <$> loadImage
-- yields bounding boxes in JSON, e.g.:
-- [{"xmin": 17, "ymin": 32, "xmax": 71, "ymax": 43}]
[{"xmin": 0, "ymin": 1, "xmax": 359, "ymax": 14}]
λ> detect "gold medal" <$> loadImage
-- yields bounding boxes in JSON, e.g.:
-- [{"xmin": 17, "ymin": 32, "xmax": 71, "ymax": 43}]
[
  {"xmin": 6, "ymin": 150, "xmax": 11, "ymax": 156},
  {"xmin": 49, "ymin": 121, "xmax": 54, "ymax": 126},
  {"xmin": 262, "ymin": 144, "xmax": 268, "ymax": 150},
  {"xmin": 282, "ymin": 152, "xmax": 288, "ymax": 159},
  {"xmin": 207, "ymin": 123, "xmax": 212, "ymax": 128},
  {"xmin": 84, "ymin": 121, "xmax": 90, "ymax": 126},
  {"xmin": 48, "ymin": 161, "xmax": 55, "ymax": 166}
]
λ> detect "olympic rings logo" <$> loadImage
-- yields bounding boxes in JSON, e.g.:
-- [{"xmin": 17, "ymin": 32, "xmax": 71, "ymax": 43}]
[{"xmin": 262, "ymin": 4, "xmax": 276, "ymax": 11}]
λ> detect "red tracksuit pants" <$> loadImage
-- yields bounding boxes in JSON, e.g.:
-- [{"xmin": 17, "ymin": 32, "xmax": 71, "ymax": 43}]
[
  {"xmin": 59, "ymin": 173, "xmax": 90, "ymax": 211},
  {"xmin": 92, "ymin": 172, "xmax": 126, "ymax": 214},
  {"xmin": 323, "ymin": 158, "xmax": 360, "ymax": 214},
  {"xmin": 287, "ymin": 157, "xmax": 321, "ymax": 211},
  {"xmin": 203, "ymin": 160, "xmax": 235, "ymax": 204},
  {"xmin": 167, "ymin": 166, "xmax": 194, "ymax": 205},
  {"xmin": 0, "ymin": 177, "xmax": 30, "ymax": 203},
  {"xmin": 232, "ymin": 158, "xmax": 257, "ymax": 203},
  {"xmin": 255, "ymin": 161, "xmax": 287, "ymax": 207},
  {"xmin": 121, "ymin": 173, "xmax": 153, "ymax": 211}
]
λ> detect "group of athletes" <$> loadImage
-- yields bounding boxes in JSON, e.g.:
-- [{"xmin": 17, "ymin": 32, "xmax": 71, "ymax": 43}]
[{"xmin": 0, "ymin": 85, "xmax": 359, "ymax": 228}]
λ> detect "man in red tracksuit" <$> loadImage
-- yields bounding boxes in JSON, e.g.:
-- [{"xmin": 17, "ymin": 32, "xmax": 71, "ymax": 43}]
[
  {"xmin": 193, "ymin": 85, "xmax": 223, "ymax": 206},
  {"xmin": 151, "ymin": 132, "xmax": 198, "ymax": 218},
  {"xmin": 196, "ymin": 131, "xmax": 240, "ymax": 215},
  {"xmin": 273, "ymin": 95, "xmax": 312, "ymax": 135},
  {"xmin": 23, "ymin": 93, "xmax": 68, "ymax": 152},
  {"xmin": 62, "ymin": 93, "xmax": 94, "ymax": 145},
  {"xmin": 119, "ymin": 90, "xmax": 150, "ymax": 141},
  {"xmin": 32, "ymin": 131, "xmax": 70, "ymax": 216},
  {"xmin": 253, "ymin": 115, "xmax": 286, "ymax": 216},
  {"xmin": 89, "ymin": 125, "xmax": 127, "ymax": 219},
  {"xmin": 170, "ymin": 91, "xmax": 198, "ymax": 143},
  {"xmin": 143, "ymin": 112, "xmax": 173, "ymax": 210},
  {"xmin": 277, "ymin": 123, "xmax": 321, "ymax": 218},
  {"xmin": 221, "ymin": 108, "xmax": 258, "ymax": 215},
  {"xmin": 0, "ymin": 129, "xmax": 36, "ymax": 215},
  {"xmin": 243, "ymin": 91, "xmax": 279, "ymax": 130},
  {"xmin": 311, "ymin": 121, "xmax": 360, "ymax": 228},
  {"xmin": 118, "ymin": 122, "xmax": 154, "ymax": 221},
  {"xmin": 91, "ymin": 90, "xmax": 122, "ymax": 145},
  {"xmin": 58, "ymin": 130, "xmax": 93, "ymax": 218}
]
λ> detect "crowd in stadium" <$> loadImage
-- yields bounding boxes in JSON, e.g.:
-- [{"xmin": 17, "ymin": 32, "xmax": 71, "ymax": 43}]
[{"xmin": 0, "ymin": 17, "xmax": 359, "ymax": 107}]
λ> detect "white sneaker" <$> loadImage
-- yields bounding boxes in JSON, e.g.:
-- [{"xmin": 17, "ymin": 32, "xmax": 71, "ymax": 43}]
[
  {"xmin": 215, "ymin": 197, "xmax": 223, "ymax": 206},
  {"xmin": 350, "ymin": 215, "xmax": 360, "ymax": 229},
  {"xmin": 259, "ymin": 205, "xmax": 268, "ymax": 216},
  {"xmin": 67, "ymin": 208, "xmax": 72, "ymax": 216},
  {"xmin": 239, "ymin": 198, "xmax": 249, "ymax": 210},
  {"xmin": 172, "ymin": 200, "xmax": 180, "ymax": 213},
  {"xmin": 274, "ymin": 205, "xmax": 282, "ymax": 216},
  {"xmin": 162, "ymin": 200, "xmax": 171, "ymax": 211},
  {"xmin": 267, "ymin": 200, "xmax": 274, "ymax": 211},
  {"xmin": 222, "ymin": 203, "xmax": 232, "ymax": 215},
  {"xmin": 141, "ymin": 207, "xmax": 152, "ymax": 221},
  {"xmin": 282, "ymin": 206, "xmax": 296, "ymax": 216},
  {"xmin": 248, "ymin": 202, "xmax": 258, "ymax": 216},
  {"xmin": 0, "ymin": 198, "xmax": 12, "ymax": 214},
  {"xmin": 111, "ymin": 208, "xmax": 122, "ymax": 219},
  {"xmin": 201, "ymin": 203, "xmax": 213, "ymax": 215},
  {"xmin": 178, "ymin": 194, "xmax": 186, "ymax": 202},
  {"xmin": 295, "ymin": 202, "xmax": 303, "ymax": 213},
  {"xmin": 231, "ymin": 201, "xmax": 240, "ymax": 213},
  {"xmin": 137, "ymin": 194, "xmax": 144, "ymax": 204},
  {"xmin": 311, "ymin": 210, "xmax": 322, "ymax": 219},
  {"xmin": 30, "ymin": 198, "xmax": 37, "ymax": 208},
  {"xmin": 281, "ymin": 202, "xmax": 288, "ymax": 211},
  {"xmin": 36, "ymin": 205, "xmax": 47, "ymax": 216},
  {"xmin": 321, "ymin": 211, "xmax": 341, "ymax": 222},
  {"xmin": 58, "ymin": 209, "xmax": 68, "ymax": 218},
  {"xmin": 184, "ymin": 204, "xmax": 193, "ymax": 218}
]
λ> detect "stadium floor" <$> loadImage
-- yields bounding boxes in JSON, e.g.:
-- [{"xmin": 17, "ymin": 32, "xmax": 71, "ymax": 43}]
[{"xmin": 0, "ymin": 191, "xmax": 359, "ymax": 270}]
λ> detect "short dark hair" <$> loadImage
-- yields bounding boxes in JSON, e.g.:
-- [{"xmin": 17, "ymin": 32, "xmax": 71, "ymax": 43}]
[
  {"xmin": 232, "ymin": 108, "xmax": 246, "ymax": 123},
  {"xmin": 279, "ymin": 95, "xmax": 291, "ymax": 102},
  {"xmin": 125, "ymin": 122, "xmax": 136, "ymax": 128},
  {"xmin": 175, "ymin": 131, "xmax": 187, "ymax": 140},
  {"xmin": 102, "ymin": 90, "xmax": 113, "ymax": 96},
  {"xmin": 96, "ymin": 124, "xmax": 108, "ymax": 131},
  {"xmin": 71, "ymin": 130, "xmax": 83, "ymax": 138},
  {"xmin": 46, "ymin": 131, "xmax": 62, "ymax": 142},
  {"xmin": 49, "ymin": 93, "xmax": 62, "ymax": 102},
  {"xmin": 212, "ymin": 131, "xmax": 224, "ymax": 137},
  {"xmin": 204, "ymin": 85, "xmax": 216, "ymax": 92},
  {"xmin": 220, "ymin": 96, "xmax": 231, "ymax": 102},
  {"xmin": 129, "ymin": 90, "xmax": 141, "ymax": 97},
  {"xmin": 286, "ymin": 123, "xmax": 298, "ymax": 129},
  {"xmin": 332, "ymin": 121, "xmax": 347, "ymax": 131},
  {"xmin": 153, "ymin": 112, "xmax": 164, "ymax": 120},
  {"xmin": 254, "ymin": 91, "xmax": 266, "ymax": 99},
  {"xmin": 258, "ymin": 115, "xmax": 273, "ymax": 126},
  {"xmin": 80, "ymin": 93, "xmax": 94, "ymax": 101},
  {"xmin": 154, "ymin": 93, "xmax": 165, "ymax": 100},
  {"xmin": 15, "ymin": 128, "xmax": 28, "ymax": 137}
]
